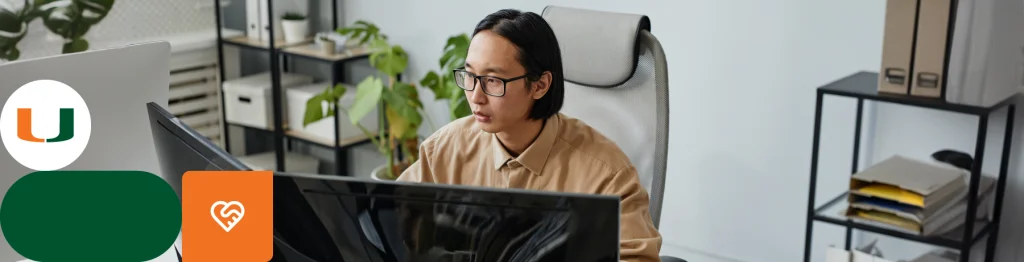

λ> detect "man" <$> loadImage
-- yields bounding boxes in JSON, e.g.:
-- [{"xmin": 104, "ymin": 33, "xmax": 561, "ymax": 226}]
[{"xmin": 398, "ymin": 9, "xmax": 662, "ymax": 262}]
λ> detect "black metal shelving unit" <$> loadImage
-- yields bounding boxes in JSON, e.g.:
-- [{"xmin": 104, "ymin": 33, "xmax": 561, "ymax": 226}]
[
  {"xmin": 212, "ymin": 0, "xmax": 374, "ymax": 176},
  {"xmin": 802, "ymin": 71, "xmax": 1018, "ymax": 262}
]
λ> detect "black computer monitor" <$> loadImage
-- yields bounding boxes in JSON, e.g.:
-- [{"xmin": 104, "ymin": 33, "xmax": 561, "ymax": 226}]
[
  {"xmin": 147, "ymin": 102, "xmax": 335, "ymax": 261},
  {"xmin": 281, "ymin": 172, "xmax": 621, "ymax": 262},
  {"xmin": 146, "ymin": 102, "xmax": 621, "ymax": 262},
  {"xmin": 147, "ymin": 102, "xmax": 250, "ymax": 198}
]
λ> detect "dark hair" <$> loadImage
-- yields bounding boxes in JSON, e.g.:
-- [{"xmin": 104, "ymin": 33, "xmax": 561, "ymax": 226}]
[{"xmin": 473, "ymin": 9, "xmax": 564, "ymax": 120}]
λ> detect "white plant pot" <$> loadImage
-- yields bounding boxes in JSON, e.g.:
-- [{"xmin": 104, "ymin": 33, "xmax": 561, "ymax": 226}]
[
  {"xmin": 281, "ymin": 19, "xmax": 308, "ymax": 44},
  {"xmin": 371, "ymin": 164, "xmax": 395, "ymax": 181}
]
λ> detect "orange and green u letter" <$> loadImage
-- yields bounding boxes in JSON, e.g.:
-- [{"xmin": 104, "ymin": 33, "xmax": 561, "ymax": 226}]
[{"xmin": 17, "ymin": 108, "xmax": 75, "ymax": 143}]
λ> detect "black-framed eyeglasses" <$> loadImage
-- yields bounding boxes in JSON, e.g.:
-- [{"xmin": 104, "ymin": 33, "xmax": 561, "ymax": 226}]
[{"xmin": 453, "ymin": 69, "xmax": 529, "ymax": 97}]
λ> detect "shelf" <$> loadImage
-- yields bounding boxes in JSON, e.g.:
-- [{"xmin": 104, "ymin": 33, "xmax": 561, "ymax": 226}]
[
  {"xmin": 285, "ymin": 130, "xmax": 375, "ymax": 149},
  {"xmin": 818, "ymin": 71, "xmax": 1018, "ymax": 115},
  {"xmin": 228, "ymin": 122, "xmax": 275, "ymax": 133},
  {"xmin": 812, "ymin": 192, "xmax": 993, "ymax": 249},
  {"xmin": 221, "ymin": 35, "xmax": 312, "ymax": 51},
  {"xmin": 281, "ymin": 44, "xmax": 371, "ymax": 63}
]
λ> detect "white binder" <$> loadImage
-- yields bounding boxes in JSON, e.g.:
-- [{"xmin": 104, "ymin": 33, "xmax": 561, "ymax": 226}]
[
  {"xmin": 259, "ymin": 0, "xmax": 272, "ymax": 42},
  {"xmin": 246, "ymin": 0, "xmax": 261, "ymax": 41},
  {"xmin": 945, "ymin": 0, "xmax": 1024, "ymax": 106}
]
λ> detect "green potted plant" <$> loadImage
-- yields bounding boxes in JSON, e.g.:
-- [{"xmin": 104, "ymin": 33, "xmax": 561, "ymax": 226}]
[
  {"xmin": 317, "ymin": 34, "xmax": 335, "ymax": 55},
  {"xmin": 280, "ymin": 12, "xmax": 307, "ymax": 44},
  {"xmin": 302, "ymin": 20, "xmax": 424, "ymax": 181},
  {"xmin": 419, "ymin": 33, "xmax": 472, "ymax": 121}
]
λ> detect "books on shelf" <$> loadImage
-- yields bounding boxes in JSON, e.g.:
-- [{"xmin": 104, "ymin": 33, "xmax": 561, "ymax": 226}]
[{"xmin": 843, "ymin": 155, "xmax": 995, "ymax": 236}]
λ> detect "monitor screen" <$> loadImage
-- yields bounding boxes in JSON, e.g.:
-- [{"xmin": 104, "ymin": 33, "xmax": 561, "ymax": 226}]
[
  {"xmin": 147, "ymin": 102, "xmax": 621, "ymax": 262},
  {"xmin": 283, "ymin": 172, "xmax": 620, "ymax": 262}
]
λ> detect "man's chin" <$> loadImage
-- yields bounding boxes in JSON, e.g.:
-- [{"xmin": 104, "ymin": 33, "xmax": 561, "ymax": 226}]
[{"xmin": 475, "ymin": 122, "xmax": 499, "ymax": 133}]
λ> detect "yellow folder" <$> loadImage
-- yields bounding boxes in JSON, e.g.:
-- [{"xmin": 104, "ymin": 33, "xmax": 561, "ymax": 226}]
[{"xmin": 854, "ymin": 183, "xmax": 925, "ymax": 207}]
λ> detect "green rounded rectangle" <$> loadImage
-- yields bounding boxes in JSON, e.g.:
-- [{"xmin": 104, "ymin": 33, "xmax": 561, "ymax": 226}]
[{"xmin": 1, "ymin": 171, "xmax": 182, "ymax": 261}]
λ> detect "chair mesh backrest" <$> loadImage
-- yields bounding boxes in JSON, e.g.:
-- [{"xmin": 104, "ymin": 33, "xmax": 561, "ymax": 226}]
[{"xmin": 558, "ymin": 31, "xmax": 669, "ymax": 228}]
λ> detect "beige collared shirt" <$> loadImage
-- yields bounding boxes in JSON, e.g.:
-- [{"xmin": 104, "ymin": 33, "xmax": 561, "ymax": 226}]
[{"xmin": 398, "ymin": 113, "xmax": 662, "ymax": 262}]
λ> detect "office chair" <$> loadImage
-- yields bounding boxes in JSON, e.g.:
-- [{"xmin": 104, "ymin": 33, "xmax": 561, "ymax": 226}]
[{"xmin": 541, "ymin": 6, "xmax": 683, "ymax": 262}]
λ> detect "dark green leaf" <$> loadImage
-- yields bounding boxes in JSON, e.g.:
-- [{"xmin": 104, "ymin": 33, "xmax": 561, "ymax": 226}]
[
  {"xmin": 62, "ymin": 38, "xmax": 88, "ymax": 53},
  {"xmin": 0, "ymin": 8, "xmax": 27, "ymax": 61},
  {"xmin": 348, "ymin": 77, "xmax": 384, "ymax": 125},
  {"xmin": 442, "ymin": 34, "xmax": 470, "ymax": 70},
  {"xmin": 419, "ymin": 71, "xmax": 448, "ymax": 100},
  {"xmin": 3, "ymin": 48, "xmax": 19, "ymax": 60},
  {"xmin": 33, "ymin": 0, "xmax": 114, "ymax": 50},
  {"xmin": 439, "ymin": 49, "xmax": 456, "ymax": 69}
]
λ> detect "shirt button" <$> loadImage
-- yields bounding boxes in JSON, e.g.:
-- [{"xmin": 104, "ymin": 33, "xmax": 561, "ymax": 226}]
[{"xmin": 508, "ymin": 161, "xmax": 520, "ymax": 168}]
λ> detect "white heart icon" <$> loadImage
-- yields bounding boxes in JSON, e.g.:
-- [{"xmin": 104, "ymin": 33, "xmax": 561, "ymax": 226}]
[{"xmin": 210, "ymin": 200, "xmax": 245, "ymax": 232}]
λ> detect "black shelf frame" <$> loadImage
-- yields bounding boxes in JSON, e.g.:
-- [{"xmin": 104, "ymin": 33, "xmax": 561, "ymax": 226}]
[
  {"xmin": 802, "ymin": 71, "xmax": 1017, "ymax": 262},
  {"xmin": 213, "ymin": 0, "xmax": 374, "ymax": 176}
]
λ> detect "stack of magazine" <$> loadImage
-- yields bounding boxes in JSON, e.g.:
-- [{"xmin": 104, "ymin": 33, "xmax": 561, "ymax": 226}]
[{"xmin": 844, "ymin": 155, "xmax": 995, "ymax": 236}]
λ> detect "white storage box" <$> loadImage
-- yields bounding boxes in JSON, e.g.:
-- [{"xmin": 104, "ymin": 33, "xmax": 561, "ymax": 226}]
[
  {"xmin": 285, "ymin": 83, "xmax": 379, "ymax": 145},
  {"xmin": 223, "ymin": 72, "xmax": 314, "ymax": 129},
  {"xmin": 236, "ymin": 151, "xmax": 320, "ymax": 174}
]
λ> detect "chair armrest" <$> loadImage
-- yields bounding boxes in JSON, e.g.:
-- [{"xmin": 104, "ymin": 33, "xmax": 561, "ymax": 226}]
[{"xmin": 660, "ymin": 255, "xmax": 687, "ymax": 262}]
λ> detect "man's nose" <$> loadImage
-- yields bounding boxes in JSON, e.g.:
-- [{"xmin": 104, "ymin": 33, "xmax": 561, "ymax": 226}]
[{"xmin": 468, "ymin": 83, "xmax": 487, "ymax": 105}]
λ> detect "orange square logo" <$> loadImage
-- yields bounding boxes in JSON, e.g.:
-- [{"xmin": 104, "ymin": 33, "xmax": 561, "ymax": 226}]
[{"xmin": 182, "ymin": 171, "xmax": 273, "ymax": 262}]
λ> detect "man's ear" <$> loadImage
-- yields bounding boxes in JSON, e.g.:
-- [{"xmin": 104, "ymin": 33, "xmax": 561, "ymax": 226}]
[{"xmin": 531, "ymin": 71, "xmax": 552, "ymax": 100}]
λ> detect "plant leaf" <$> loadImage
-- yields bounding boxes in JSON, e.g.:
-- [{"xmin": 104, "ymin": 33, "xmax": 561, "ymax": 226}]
[
  {"xmin": 0, "ymin": 7, "xmax": 28, "ymax": 61},
  {"xmin": 442, "ymin": 34, "xmax": 470, "ymax": 70},
  {"xmin": 381, "ymin": 83, "xmax": 422, "ymax": 141},
  {"xmin": 373, "ymin": 44, "xmax": 408, "ymax": 76},
  {"xmin": 302, "ymin": 93, "xmax": 325, "ymax": 127},
  {"xmin": 383, "ymin": 83, "xmax": 422, "ymax": 124},
  {"xmin": 450, "ymin": 95, "xmax": 472, "ymax": 120},
  {"xmin": 419, "ymin": 71, "xmax": 449, "ymax": 100},
  {"xmin": 62, "ymin": 38, "xmax": 88, "ymax": 53},
  {"xmin": 348, "ymin": 77, "xmax": 384, "ymax": 125},
  {"xmin": 331, "ymin": 83, "xmax": 348, "ymax": 99},
  {"xmin": 393, "ymin": 82, "xmax": 423, "ymax": 109},
  {"xmin": 385, "ymin": 107, "xmax": 415, "ymax": 140}
]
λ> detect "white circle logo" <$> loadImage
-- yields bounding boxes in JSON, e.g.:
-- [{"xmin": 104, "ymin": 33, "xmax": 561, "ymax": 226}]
[{"xmin": 0, "ymin": 80, "xmax": 92, "ymax": 171}]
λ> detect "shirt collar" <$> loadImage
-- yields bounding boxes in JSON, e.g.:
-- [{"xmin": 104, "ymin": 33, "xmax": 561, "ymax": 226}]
[{"xmin": 491, "ymin": 114, "xmax": 561, "ymax": 175}]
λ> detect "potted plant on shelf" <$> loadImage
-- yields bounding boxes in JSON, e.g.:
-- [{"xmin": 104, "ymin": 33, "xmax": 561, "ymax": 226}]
[
  {"xmin": 419, "ymin": 33, "xmax": 473, "ymax": 121},
  {"xmin": 301, "ymin": 20, "xmax": 424, "ymax": 181},
  {"xmin": 317, "ymin": 35, "xmax": 335, "ymax": 55},
  {"xmin": 280, "ymin": 12, "xmax": 307, "ymax": 44}
]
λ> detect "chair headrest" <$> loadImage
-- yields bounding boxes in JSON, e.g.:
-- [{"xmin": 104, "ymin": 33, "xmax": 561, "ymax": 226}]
[{"xmin": 541, "ymin": 5, "xmax": 651, "ymax": 87}]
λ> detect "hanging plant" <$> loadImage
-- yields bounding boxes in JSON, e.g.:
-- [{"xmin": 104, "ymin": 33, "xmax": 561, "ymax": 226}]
[
  {"xmin": 36, "ymin": 0, "xmax": 116, "ymax": 53},
  {"xmin": 0, "ymin": 0, "xmax": 35, "ymax": 61},
  {"xmin": 0, "ymin": 0, "xmax": 116, "ymax": 62}
]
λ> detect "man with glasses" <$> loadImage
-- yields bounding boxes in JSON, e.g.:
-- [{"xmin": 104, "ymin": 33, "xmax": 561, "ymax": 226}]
[{"xmin": 398, "ymin": 9, "xmax": 662, "ymax": 262}]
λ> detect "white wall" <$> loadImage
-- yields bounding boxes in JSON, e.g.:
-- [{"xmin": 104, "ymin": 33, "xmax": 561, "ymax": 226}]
[{"xmin": 340, "ymin": 1, "xmax": 886, "ymax": 261}]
